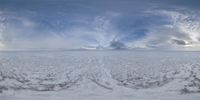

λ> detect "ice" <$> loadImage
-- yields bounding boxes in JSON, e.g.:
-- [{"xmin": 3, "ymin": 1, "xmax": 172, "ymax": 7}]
[{"xmin": 0, "ymin": 50, "xmax": 200, "ymax": 100}]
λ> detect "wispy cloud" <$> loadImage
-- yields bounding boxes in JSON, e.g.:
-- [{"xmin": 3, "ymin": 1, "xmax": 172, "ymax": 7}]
[
  {"xmin": 130, "ymin": 9, "xmax": 200, "ymax": 50},
  {"xmin": 0, "ymin": 10, "xmax": 118, "ymax": 49},
  {"xmin": 0, "ymin": 0, "xmax": 200, "ymax": 50}
]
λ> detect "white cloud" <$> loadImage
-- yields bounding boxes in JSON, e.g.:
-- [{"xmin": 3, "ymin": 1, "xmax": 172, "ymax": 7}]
[
  {"xmin": 92, "ymin": 16, "xmax": 117, "ymax": 46},
  {"xmin": 60, "ymin": 16, "xmax": 117, "ymax": 48},
  {"xmin": 160, "ymin": 10, "xmax": 200, "ymax": 42},
  {"xmin": 1, "ymin": 8, "xmax": 200, "ymax": 51},
  {"xmin": 0, "ymin": 11, "xmax": 6, "ymax": 49},
  {"xmin": 0, "ymin": 13, "xmax": 118, "ymax": 49},
  {"xmin": 130, "ymin": 10, "xmax": 200, "ymax": 51}
]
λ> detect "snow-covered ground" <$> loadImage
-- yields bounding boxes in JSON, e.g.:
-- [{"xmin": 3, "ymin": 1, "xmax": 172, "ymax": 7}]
[{"xmin": 0, "ymin": 50, "xmax": 200, "ymax": 100}]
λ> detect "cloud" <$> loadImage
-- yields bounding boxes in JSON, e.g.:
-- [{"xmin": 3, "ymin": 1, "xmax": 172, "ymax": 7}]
[
  {"xmin": 0, "ymin": 10, "xmax": 118, "ymax": 49},
  {"xmin": 129, "ymin": 9, "xmax": 200, "ymax": 50},
  {"xmin": 109, "ymin": 39, "xmax": 126, "ymax": 49},
  {"xmin": 159, "ymin": 10, "xmax": 200, "ymax": 50},
  {"xmin": 0, "ymin": 11, "xmax": 6, "ymax": 49},
  {"xmin": 1, "ymin": 0, "xmax": 200, "ymax": 51},
  {"xmin": 172, "ymin": 39, "xmax": 187, "ymax": 45}
]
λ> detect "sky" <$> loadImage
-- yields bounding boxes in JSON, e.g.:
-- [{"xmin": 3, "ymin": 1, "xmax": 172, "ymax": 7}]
[{"xmin": 0, "ymin": 0, "xmax": 200, "ymax": 50}]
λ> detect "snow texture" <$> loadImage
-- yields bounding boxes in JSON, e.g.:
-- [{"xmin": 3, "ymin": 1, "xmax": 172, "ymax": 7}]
[{"xmin": 0, "ymin": 50, "xmax": 200, "ymax": 100}]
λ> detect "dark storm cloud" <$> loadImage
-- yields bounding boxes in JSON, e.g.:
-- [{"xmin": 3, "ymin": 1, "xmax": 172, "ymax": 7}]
[
  {"xmin": 110, "ymin": 39, "xmax": 126, "ymax": 49},
  {"xmin": 172, "ymin": 39, "xmax": 187, "ymax": 45}
]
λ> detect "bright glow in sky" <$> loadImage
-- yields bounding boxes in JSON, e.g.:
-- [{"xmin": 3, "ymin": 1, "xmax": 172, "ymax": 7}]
[
  {"xmin": 0, "ymin": 42, "xmax": 4, "ymax": 48},
  {"xmin": 0, "ymin": 0, "xmax": 200, "ymax": 50}
]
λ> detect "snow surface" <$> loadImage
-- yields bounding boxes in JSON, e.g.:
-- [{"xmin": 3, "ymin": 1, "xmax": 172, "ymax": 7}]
[{"xmin": 0, "ymin": 50, "xmax": 200, "ymax": 100}]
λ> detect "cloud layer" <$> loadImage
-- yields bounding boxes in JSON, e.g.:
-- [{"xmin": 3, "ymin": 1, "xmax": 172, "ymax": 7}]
[
  {"xmin": 131, "ymin": 10, "xmax": 200, "ymax": 50},
  {"xmin": 0, "ymin": 0, "xmax": 200, "ymax": 50}
]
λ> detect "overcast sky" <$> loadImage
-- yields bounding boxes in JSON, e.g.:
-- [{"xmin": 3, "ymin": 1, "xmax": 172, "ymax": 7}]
[{"xmin": 0, "ymin": 0, "xmax": 200, "ymax": 50}]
